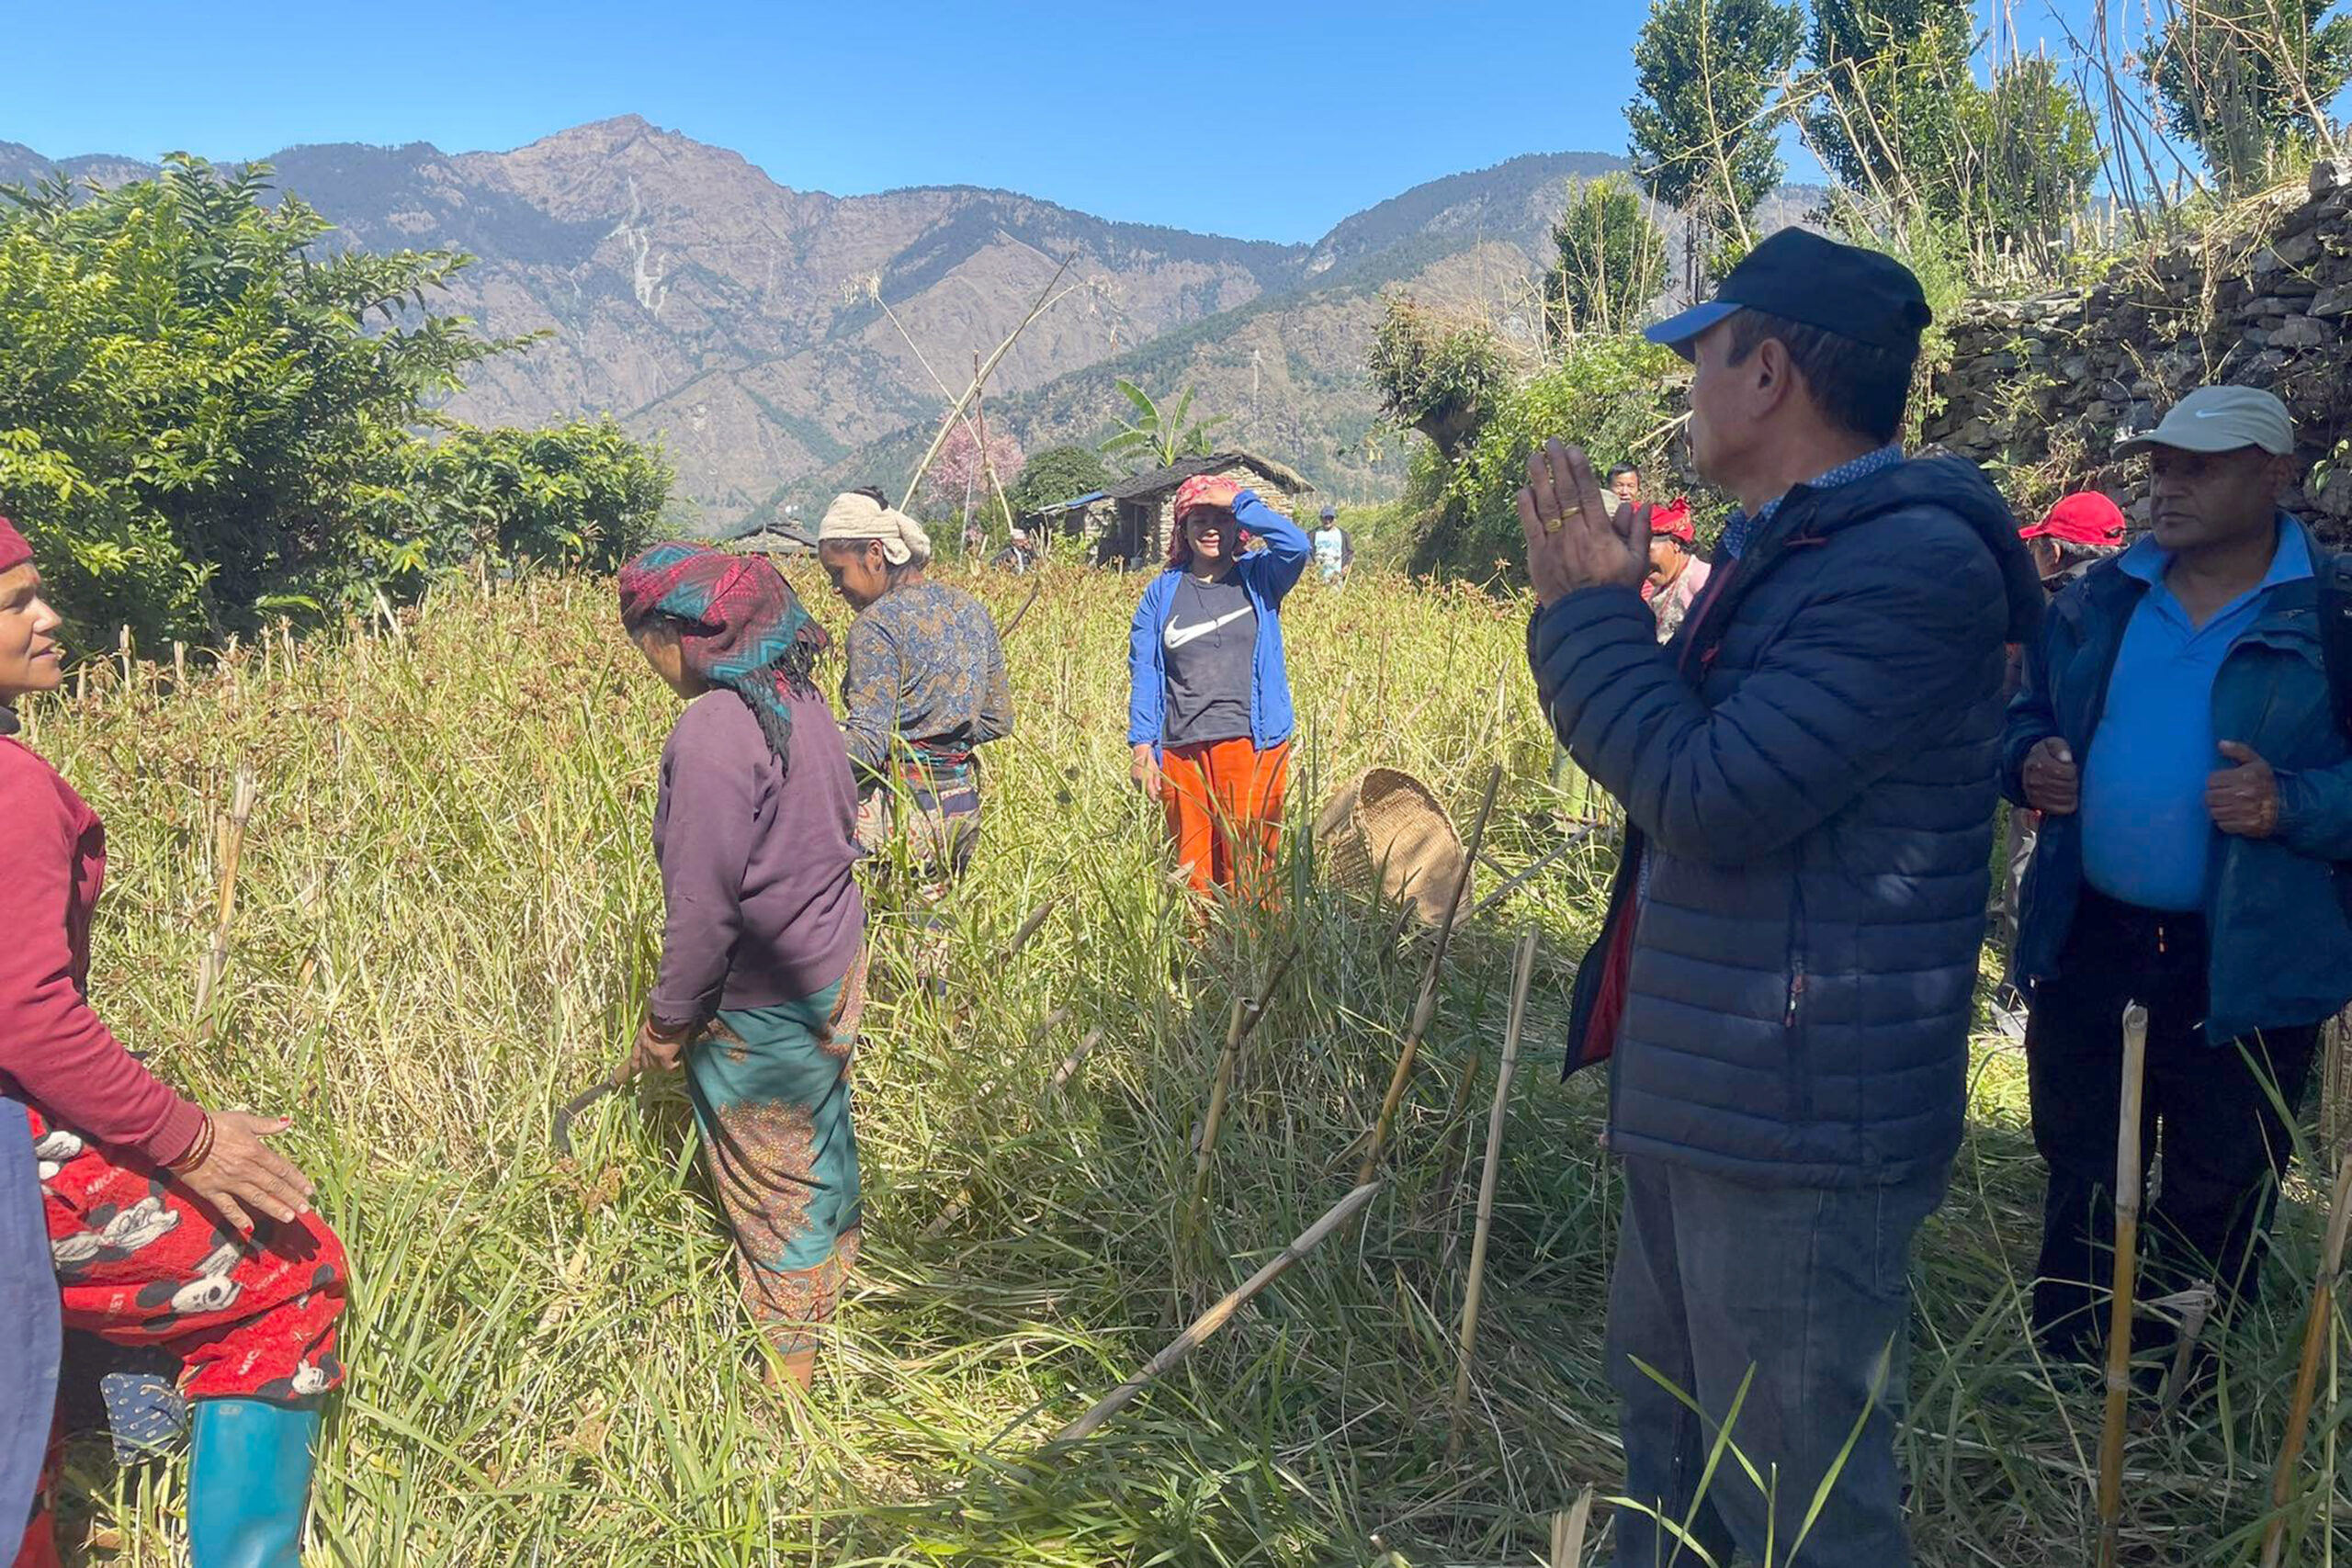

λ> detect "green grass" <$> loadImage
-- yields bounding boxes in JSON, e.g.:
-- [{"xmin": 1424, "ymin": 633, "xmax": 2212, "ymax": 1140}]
[{"xmin": 23, "ymin": 561, "xmax": 2352, "ymax": 1564}]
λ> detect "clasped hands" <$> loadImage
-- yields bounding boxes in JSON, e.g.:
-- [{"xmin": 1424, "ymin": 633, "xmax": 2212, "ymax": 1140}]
[
  {"xmin": 2023, "ymin": 737, "xmax": 2280, "ymax": 839},
  {"xmin": 1516, "ymin": 437, "xmax": 1649, "ymax": 607}
]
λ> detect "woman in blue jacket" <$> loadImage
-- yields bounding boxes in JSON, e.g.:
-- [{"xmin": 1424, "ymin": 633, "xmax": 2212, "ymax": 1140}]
[{"xmin": 1126, "ymin": 475, "xmax": 1308, "ymax": 908}]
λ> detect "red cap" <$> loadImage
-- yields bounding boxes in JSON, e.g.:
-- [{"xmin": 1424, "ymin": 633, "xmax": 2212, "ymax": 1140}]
[
  {"xmin": 2018, "ymin": 492, "xmax": 2126, "ymax": 548},
  {"xmin": 0, "ymin": 516, "xmax": 28, "ymax": 575},
  {"xmin": 1647, "ymin": 497, "xmax": 1695, "ymax": 547}
]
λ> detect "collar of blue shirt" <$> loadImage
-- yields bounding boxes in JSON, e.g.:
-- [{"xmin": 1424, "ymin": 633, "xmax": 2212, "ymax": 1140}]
[
  {"xmin": 1722, "ymin": 445, "xmax": 1906, "ymax": 560},
  {"xmin": 2116, "ymin": 513, "xmax": 2312, "ymax": 598}
]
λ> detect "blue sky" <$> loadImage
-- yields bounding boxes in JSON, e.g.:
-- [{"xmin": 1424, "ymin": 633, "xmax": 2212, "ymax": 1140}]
[{"xmin": 16, "ymin": 0, "xmax": 2143, "ymax": 244}]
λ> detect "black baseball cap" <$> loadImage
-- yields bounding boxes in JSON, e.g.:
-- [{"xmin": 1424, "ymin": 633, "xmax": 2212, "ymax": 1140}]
[{"xmin": 1644, "ymin": 228, "xmax": 1931, "ymax": 361}]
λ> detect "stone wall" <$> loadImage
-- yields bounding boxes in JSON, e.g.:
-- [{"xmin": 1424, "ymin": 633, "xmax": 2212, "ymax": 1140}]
[{"xmin": 1922, "ymin": 161, "xmax": 2352, "ymax": 543}]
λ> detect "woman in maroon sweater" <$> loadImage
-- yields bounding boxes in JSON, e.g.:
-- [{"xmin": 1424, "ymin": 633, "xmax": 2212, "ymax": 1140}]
[
  {"xmin": 617, "ymin": 542, "xmax": 867, "ymax": 1392},
  {"xmin": 0, "ymin": 520, "xmax": 345, "ymax": 1568}
]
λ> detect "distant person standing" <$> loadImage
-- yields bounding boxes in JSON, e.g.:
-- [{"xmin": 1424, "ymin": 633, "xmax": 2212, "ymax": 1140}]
[
  {"xmin": 1608, "ymin": 463, "xmax": 1643, "ymax": 508},
  {"xmin": 1997, "ymin": 491, "xmax": 2127, "ymax": 947},
  {"xmin": 1128, "ymin": 474, "xmax": 1309, "ymax": 909},
  {"xmin": 1522, "ymin": 230, "xmax": 2040, "ymax": 1568},
  {"xmin": 1312, "ymin": 503, "xmax": 1351, "ymax": 586},
  {"xmin": 990, "ymin": 528, "xmax": 1038, "ymax": 574},
  {"xmin": 2007, "ymin": 387, "xmax": 2352, "ymax": 1360},
  {"xmin": 816, "ymin": 489, "xmax": 1013, "ymax": 893},
  {"xmin": 1639, "ymin": 497, "xmax": 1708, "ymax": 643}
]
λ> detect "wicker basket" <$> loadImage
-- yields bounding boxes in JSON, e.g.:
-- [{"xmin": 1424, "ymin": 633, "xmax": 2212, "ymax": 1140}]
[{"xmin": 1316, "ymin": 767, "xmax": 1471, "ymax": 926}]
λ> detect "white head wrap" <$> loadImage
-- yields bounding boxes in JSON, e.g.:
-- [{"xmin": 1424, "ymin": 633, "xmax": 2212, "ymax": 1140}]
[{"xmin": 819, "ymin": 491, "xmax": 933, "ymax": 567}]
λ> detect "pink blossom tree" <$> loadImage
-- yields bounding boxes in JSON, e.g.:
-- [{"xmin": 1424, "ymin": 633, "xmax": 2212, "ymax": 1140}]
[{"xmin": 924, "ymin": 418, "xmax": 1024, "ymax": 520}]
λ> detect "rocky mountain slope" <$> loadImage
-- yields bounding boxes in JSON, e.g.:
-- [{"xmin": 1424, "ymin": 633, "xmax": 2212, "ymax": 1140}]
[{"xmin": 2, "ymin": 120, "xmax": 1819, "ymax": 526}]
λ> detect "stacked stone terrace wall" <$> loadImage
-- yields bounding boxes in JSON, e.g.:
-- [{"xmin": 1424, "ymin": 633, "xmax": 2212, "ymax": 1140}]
[{"xmin": 1923, "ymin": 162, "xmax": 2352, "ymax": 543}]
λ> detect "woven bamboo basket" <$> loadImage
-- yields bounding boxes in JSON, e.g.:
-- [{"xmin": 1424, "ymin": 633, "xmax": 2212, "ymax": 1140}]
[{"xmin": 1316, "ymin": 767, "xmax": 1471, "ymax": 926}]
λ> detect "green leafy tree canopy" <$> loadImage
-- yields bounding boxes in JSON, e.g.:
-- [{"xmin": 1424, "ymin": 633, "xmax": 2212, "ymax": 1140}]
[
  {"xmin": 1544, "ymin": 176, "xmax": 1672, "ymax": 340},
  {"xmin": 1627, "ymin": 0, "xmax": 1804, "ymax": 277},
  {"xmin": 1005, "ymin": 444, "xmax": 1111, "ymax": 522},
  {"xmin": 1366, "ymin": 294, "xmax": 1516, "ymax": 462},
  {"xmin": 2149, "ymin": 0, "xmax": 2352, "ymax": 192}
]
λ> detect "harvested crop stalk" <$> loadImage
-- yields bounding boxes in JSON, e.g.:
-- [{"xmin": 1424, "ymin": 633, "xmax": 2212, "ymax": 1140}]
[
  {"xmin": 1000, "ymin": 895, "xmax": 1062, "ymax": 963},
  {"xmin": 1048, "ymin": 1027, "xmax": 1103, "ymax": 1091},
  {"xmin": 1001, "ymin": 579, "xmax": 1045, "ymax": 640},
  {"xmin": 1191, "ymin": 945, "xmax": 1302, "ymax": 1217},
  {"xmin": 1550, "ymin": 1487, "xmax": 1595, "ymax": 1567},
  {"xmin": 1357, "ymin": 765, "xmax": 1501, "ymax": 1186},
  {"xmin": 2096, "ymin": 1000, "xmax": 2150, "ymax": 1568},
  {"xmin": 2259, "ymin": 1146, "xmax": 2352, "ymax": 1567},
  {"xmin": 1448, "ymin": 929, "xmax": 1538, "ymax": 1459},
  {"xmin": 1466, "ymin": 824, "xmax": 1596, "ymax": 923},
  {"xmin": 2153, "ymin": 1283, "xmax": 2216, "ymax": 1420},
  {"xmin": 1055, "ymin": 1180, "xmax": 1380, "ymax": 1444},
  {"xmin": 192, "ymin": 770, "xmax": 259, "ymax": 1041}
]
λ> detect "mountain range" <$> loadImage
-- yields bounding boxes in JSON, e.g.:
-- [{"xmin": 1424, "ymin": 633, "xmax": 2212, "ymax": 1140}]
[{"xmin": 0, "ymin": 118, "xmax": 1820, "ymax": 529}]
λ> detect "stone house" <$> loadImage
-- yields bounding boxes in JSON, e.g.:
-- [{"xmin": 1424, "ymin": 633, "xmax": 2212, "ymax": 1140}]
[{"xmin": 1053, "ymin": 451, "xmax": 1316, "ymax": 566}]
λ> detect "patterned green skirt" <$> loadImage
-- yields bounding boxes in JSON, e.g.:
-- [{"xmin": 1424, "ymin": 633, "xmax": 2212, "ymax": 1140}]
[{"xmin": 683, "ymin": 952, "xmax": 866, "ymax": 1355}]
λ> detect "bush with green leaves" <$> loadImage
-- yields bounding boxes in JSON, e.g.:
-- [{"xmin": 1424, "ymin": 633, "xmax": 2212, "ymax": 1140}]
[
  {"xmin": 2148, "ymin": 0, "xmax": 2352, "ymax": 193},
  {"xmin": 1413, "ymin": 335, "xmax": 1682, "ymax": 581},
  {"xmin": 1004, "ymin": 444, "xmax": 1111, "ymax": 522},
  {"xmin": 1367, "ymin": 294, "xmax": 1517, "ymax": 462},
  {"xmin": 0, "ymin": 156, "xmax": 670, "ymax": 647}
]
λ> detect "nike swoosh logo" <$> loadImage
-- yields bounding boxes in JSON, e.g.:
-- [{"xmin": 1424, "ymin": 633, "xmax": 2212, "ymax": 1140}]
[
  {"xmin": 2193, "ymin": 409, "xmax": 2230, "ymax": 417},
  {"xmin": 1166, "ymin": 607, "xmax": 1252, "ymax": 649}
]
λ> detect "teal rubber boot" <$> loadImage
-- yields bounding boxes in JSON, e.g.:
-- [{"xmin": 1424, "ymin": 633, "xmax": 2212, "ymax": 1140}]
[{"xmin": 187, "ymin": 1398, "xmax": 322, "ymax": 1568}]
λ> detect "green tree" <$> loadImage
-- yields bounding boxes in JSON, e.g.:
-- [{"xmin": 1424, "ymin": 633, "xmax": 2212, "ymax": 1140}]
[
  {"xmin": 1365, "ymin": 294, "xmax": 1515, "ymax": 461},
  {"xmin": 1004, "ymin": 444, "xmax": 1111, "ymax": 521},
  {"xmin": 1627, "ymin": 0, "xmax": 1804, "ymax": 287},
  {"xmin": 393, "ymin": 422, "xmax": 672, "ymax": 576},
  {"xmin": 1413, "ymin": 334, "xmax": 1682, "ymax": 580},
  {"xmin": 1802, "ymin": 0, "xmax": 1976, "ymax": 205},
  {"xmin": 0, "ymin": 156, "xmax": 669, "ymax": 646},
  {"xmin": 1954, "ymin": 57, "xmax": 2103, "ymax": 253},
  {"xmin": 1099, "ymin": 379, "xmax": 1228, "ymax": 470},
  {"xmin": 1544, "ymin": 176, "xmax": 1672, "ymax": 340},
  {"xmin": 2149, "ymin": 0, "xmax": 2352, "ymax": 192}
]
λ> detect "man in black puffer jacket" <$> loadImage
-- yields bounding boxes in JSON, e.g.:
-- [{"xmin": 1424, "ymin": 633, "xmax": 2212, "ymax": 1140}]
[{"xmin": 1520, "ymin": 230, "xmax": 2043, "ymax": 1568}]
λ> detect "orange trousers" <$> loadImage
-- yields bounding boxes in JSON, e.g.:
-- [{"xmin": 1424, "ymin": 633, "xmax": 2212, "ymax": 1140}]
[{"xmin": 1159, "ymin": 737, "xmax": 1290, "ymax": 908}]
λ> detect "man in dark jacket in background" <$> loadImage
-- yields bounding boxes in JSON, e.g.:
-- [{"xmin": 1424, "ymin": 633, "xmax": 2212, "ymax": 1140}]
[
  {"xmin": 2006, "ymin": 386, "xmax": 2352, "ymax": 1362},
  {"xmin": 1520, "ymin": 229, "xmax": 2041, "ymax": 1567}
]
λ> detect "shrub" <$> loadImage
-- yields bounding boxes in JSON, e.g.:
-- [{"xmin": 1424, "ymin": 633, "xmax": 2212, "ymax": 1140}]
[{"xmin": 1004, "ymin": 444, "xmax": 1111, "ymax": 522}]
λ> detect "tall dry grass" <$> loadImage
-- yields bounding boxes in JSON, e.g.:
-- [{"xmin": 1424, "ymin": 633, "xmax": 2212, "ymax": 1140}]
[{"xmin": 20, "ymin": 559, "xmax": 2352, "ymax": 1564}]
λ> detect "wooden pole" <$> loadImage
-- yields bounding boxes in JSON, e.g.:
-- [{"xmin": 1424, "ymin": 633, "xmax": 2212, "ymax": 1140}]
[
  {"xmin": 192, "ymin": 769, "xmax": 259, "ymax": 1042},
  {"xmin": 1358, "ymin": 765, "xmax": 1501, "ymax": 1186},
  {"xmin": 2260, "ymin": 1147, "xmax": 2352, "ymax": 1568},
  {"xmin": 1054, "ymin": 1181, "xmax": 1380, "ymax": 1444},
  {"xmin": 1191, "ymin": 945, "xmax": 1302, "ymax": 1218},
  {"xmin": 1448, "ymin": 930, "xmax": 1539, "ymax": 1459},
  {"xmin": 2096, "ymin": 1001, "xmax": 2150, "ymax": 1568}
]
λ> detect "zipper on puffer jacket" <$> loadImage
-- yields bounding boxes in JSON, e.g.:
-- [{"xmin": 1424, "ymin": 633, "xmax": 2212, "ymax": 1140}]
[{"xmin": 1784, "ymin": 878, "xmax": 1812, "ymax": 1117}]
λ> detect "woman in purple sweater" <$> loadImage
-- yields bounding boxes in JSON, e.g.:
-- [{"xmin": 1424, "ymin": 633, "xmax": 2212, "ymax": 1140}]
[{"xmin": 617, "ymin": 543, "xmax": 868, "ymax": 1391}]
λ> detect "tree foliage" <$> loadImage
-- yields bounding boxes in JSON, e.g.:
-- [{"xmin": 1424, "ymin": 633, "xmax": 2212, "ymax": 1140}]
[
  {"xmin": 1099, "ymin": 379, "xmax": 1227, "ymax": 471},
  {"xmin": 1544, "ymin": 176, "xmax": 1672, "ymax": 340},
  {"xmin": 2149, "ymin": 0, "xmax": 2352, "ymax": 192},
  {"xmin": 1803, "ymin": 0, "xmax": 1976, "ymax": 198},
  {"xmin": 923, "ymin": 416, "xmax": 1023, "ymax": 517},
  {"xmin": 1366, "ymin": 294, "xmax": 1515, "ymax": 462},
  {"xmin": 1413, "ymin": 334, "xmax": 1683, "ymax": 580},
  {"xmin": 0, "ymin": 156, "xmax": 669, "ymax": 645},
  {"xmin": 393, "ymin": 422, "xmax": 672, "ymax": 577},
  {"xmin": 1004, "ymin": 444, "xmax": 1110, "ymax": 521},
  {"xmin": 1627, "ymin": 0, "xmax": 1804, "ymax": 278},
  {"xmin": 1955, "ymin": 57, "xmax": 2103, "ymax": 248}
]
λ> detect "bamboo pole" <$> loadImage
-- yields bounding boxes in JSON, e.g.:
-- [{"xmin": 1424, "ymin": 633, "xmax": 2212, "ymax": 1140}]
[
  {"xmin": 1448, "ymin": 930, "xmax": 1539, "ymax": 1459},
  {"xmin": 192, "ymin": 769, "xmax": 259, "ymax": 1041},
  {"xmin": 1465, "ymin": 824, "xmax": 1596, "ymax": 923},
  {"xmin": 2096, "ymin": 1000, "xmax": 2151, "ymax": 1568},
  {"xmin": 2259, "ymin": 1147, "xmax": 2352, "ymax": 1568},
  {"xmin": 1550, "ymin": 1487, "xmax": 1595, "ymax": 1567},
  {"xmin": 1054, "ymin": 1180, "xmax": 1380, "ymax": 1444},
  {"xmin": 1191, "ymin": 945, "xmax": 1302, "ymax": 1218},
  {"xmin": 1358, "ymin": 765, "xmax": 1501, "ymax": 1186}
]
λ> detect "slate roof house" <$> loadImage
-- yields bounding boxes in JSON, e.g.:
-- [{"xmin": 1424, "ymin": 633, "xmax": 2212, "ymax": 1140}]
[{"xmin": 1036, "ymin": 451, "xmax": 1315, "ymax": 566}]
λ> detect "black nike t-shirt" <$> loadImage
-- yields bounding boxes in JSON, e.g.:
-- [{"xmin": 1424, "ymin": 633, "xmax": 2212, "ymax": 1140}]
[{"xmin": 1162, "ymin": 572, "xmax": 1257, "ymax": 747}]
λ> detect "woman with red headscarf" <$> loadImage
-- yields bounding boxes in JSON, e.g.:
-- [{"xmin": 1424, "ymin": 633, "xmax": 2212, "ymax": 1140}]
[
  {"xmin": 616, "ymin": 542, "xmax": 868, "ymax": 1392},
  {"xmin": 1125, "ymin": 476, "xmax": 1310, "ymax": 908},
  {"xmin": 0, "ymin": 519, "xmax": 346, "ymax": 1568}
]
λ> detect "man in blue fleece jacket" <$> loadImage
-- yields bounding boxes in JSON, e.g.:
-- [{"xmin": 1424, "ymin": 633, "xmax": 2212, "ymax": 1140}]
[{"xmin": 1520, "ymin": 229, "xmax": 2042, "ymax": 1567}]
